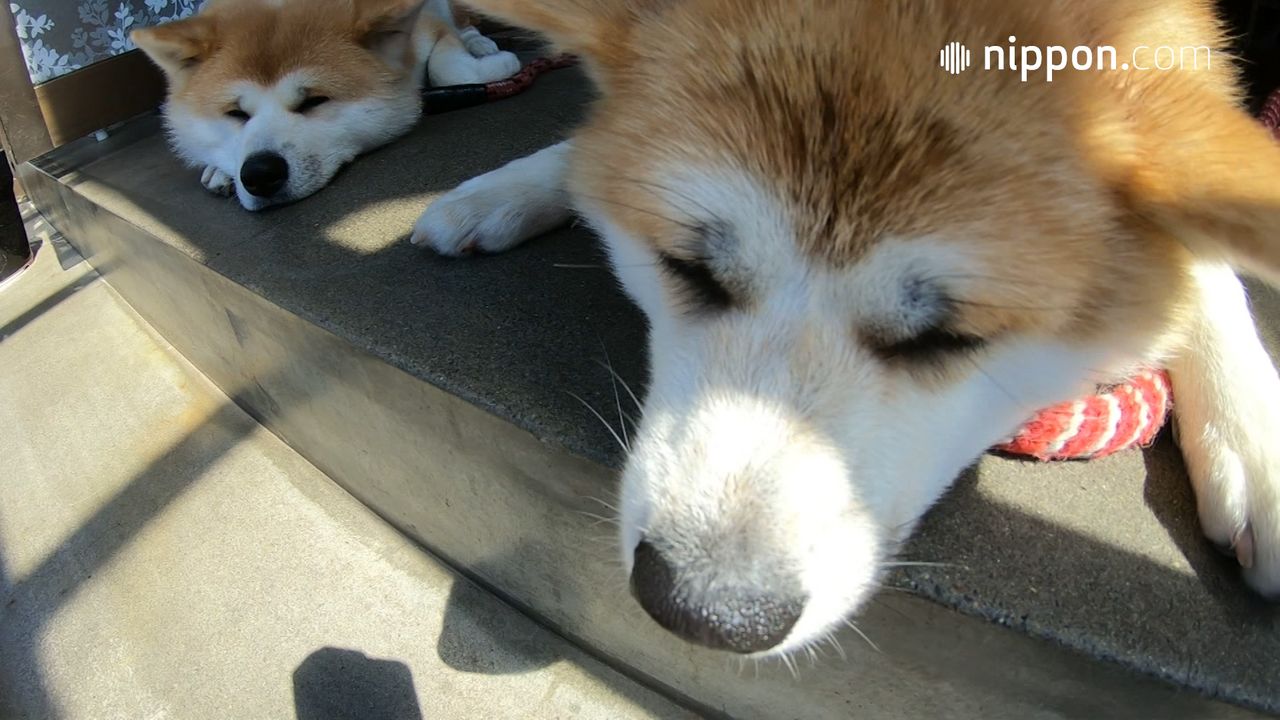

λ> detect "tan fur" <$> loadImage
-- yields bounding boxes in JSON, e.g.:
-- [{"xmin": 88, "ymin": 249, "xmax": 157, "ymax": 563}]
[
  {"xmin": 135, "ymin": 0, "xmax": 522, "ymax": 210},
  {"xmin": 450, "ymin": 1, "xmax": 482, "ymax": 29},
  {"xmin": 132, "ymin": 0, "xmax": 426, "ymax": 117},
  {"xmin": 466, "ymin": 0, "xmax": 1280, "ymax": 358}
]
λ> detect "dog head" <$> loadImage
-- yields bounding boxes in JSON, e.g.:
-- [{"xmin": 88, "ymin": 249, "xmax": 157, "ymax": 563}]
[
  {"xmin": 466, "ymin": 0, "xmax": 1280, "ymax": 656},
  {"xmin": 133, "ymin": 0, "xmax": 426, "ymax": 211}
]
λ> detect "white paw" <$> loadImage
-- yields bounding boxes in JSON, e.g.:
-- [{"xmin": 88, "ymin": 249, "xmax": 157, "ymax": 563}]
[
  {"xmin": 474, "ymin": 50, "xmax": 521, "ymax": 82},
  {"xmin": 201, "ymin": 165, "xmax": 234, "ymax": 196},
  {"xmin": 460, "ymin": 27, "xmax": 500, "ymax": 57},
  {"xmin": 1177, "ymin": 365, "xmax": 1280, "ymax": 598},
  {"xmin": 1170, "ymin": 263, "xmax": 1280, "ymax": 599},
  {"xmin": 410, "ymin": 179, "xmax": 553, "ymax": 256},
  {"xmin": 430, "ymin": 49, "xmax": 521, "ymax": 86},
  {"xmin": 410, "ymin": 145, "xmax": 572, "ymax": 256}
]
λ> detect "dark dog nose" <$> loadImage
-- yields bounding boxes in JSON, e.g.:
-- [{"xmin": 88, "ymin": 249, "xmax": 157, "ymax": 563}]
[
  {"xmin": 240, "ymin": 152, "xmax": 289, "ymax": 198},
  {"xmin": 630, "ymin": 540, "xmax": 805, "ymax": 654}
]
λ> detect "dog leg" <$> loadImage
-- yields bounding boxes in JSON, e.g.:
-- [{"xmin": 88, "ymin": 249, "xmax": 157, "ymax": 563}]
[
  {"xmin": 411, "ymin": 141, "xmax": 573, "ymax": 255},
  {"xmin": 441, "ymin": 0, "xmax": 498, "ymax": 55},
  {"xmin": 427, "ymin": 30, "xmax": 520, "ymax": 86},
  {"xmin": 1169, "ymin": 261, "xmax": 1280, "ymax": 597},
  {"xmin": 458, "ymin": 26, "xmax": 500, "ymax": 57},
  {"xmin": 200, "ymin": 165, "xmax": 234, "ymax": 197}
]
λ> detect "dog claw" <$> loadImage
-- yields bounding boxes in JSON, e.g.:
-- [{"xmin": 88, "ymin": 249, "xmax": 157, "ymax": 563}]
[
  {"xmin": 200, "ymin": 165, "xmax": 235, "ymax": 197},
  {"xmin": 1212, "ymin": 525, "xmax": 1256, "ymax": 569},
  {"xmin": 1235, "ymin": 524, "xmax": 1256, "ymax": 570}
]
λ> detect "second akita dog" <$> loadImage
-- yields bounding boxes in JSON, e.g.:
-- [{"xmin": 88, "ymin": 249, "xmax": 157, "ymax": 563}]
[{"xmin": 134, "ymin": 0, "xmax": 518, "ymax": 211}]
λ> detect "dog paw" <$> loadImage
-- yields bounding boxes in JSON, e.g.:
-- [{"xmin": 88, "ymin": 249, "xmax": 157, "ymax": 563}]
[
  {"xmin": 410, "ymin": 182, "xmax": 536, "ymax": 256},
  {"xmin": 410, "ymin": 146, "xmax": 571, "ymax": 256},
  {"xmin": 429, "ymin": 49, "xmax": 521, "ymax": 86},
  {"xmin": 474, "ymin": 50, "xmax": 521, "ymax": 82},
  {"xmin": 1177, "ymin": 376, "xmax": 1280, "ymax": 598},
  {"xmin": 460, "ymin": 27, "xmax": 500, "ymax": 57},
  {"xmin": 200, "ymin": 165, "xmax": 235, "ymax": 196},
  {"xmin": 1170, "ymin": 263, "xmax": 1280, "ymax": 599}
]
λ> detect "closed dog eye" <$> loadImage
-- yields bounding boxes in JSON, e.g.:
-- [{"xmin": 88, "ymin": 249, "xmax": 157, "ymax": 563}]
[
  {"xmin": 870, "ymin": 326, "xmax": 987, "ymax": 364},
  {"xmin": 296, "ymin": 94, "xmax": 331, "ymax": 113},
  {"xmin": 658, "ymin": 252, "xmax": 735, "ymax": 311}
]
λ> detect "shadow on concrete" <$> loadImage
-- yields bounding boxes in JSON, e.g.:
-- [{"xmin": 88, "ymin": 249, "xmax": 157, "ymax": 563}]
[
  {"xmin": 0, "ymin": 533, "xmax": 56, "ymax": 720},
  {"xmin": 293, "ymin": 647, "xmax": 423, "ymax": 720},
  {"xmin": 435, "ymin": 555, "xmax": 699, "ymax": 719},
  {"xmin": 1141, "ymin": 433, "xmax": 1279, "ymax": 618},
  {"xmin": 437, "ymin": 578, "xmax": 558, "ymax": 675},
  {"xmin": 0, "ymin": 267, "xmax": 93, "ymax": 340},
  {"xmin": 892, "ymin": 447, "xmax": 1280, "ymax": 715},
  {"xmin": 0, "ymin": 386, "xmax": 284, "ymax": 719}
]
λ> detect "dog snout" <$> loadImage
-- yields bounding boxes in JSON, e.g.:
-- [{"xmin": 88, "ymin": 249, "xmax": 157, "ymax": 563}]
[
  {"xmin": 240, "ymin": 151, "xmax": 290, "ymax": 198},
  {"xmin": 629, "ymin": 539, "xmax": 806, "ymax": 654}
]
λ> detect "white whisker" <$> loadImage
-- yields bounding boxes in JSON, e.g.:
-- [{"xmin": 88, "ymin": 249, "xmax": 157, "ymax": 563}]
[
  {"xmin": 567, "ymin": 391, "xmax": 631, "ymax": 451},
  {"xmin": 578, "ymin": 494, "xmax": 620, "ymax": 513},
  {"xmin": 780, "ymin": 652, "xmax": 799, "ymax": 679},
  {"xmin": 843, "ymin": 619, "xmax": 883, "ymax": 654},
  {"xmin": 601, "ymin": 351, "xmax": 631, "ymax": 449},
  {"xmin": 874, "ymin": 583, "xmax": 913, "ymax": 593},
  {"xmin": 825, "ymin": 634, "xmax": 847, "ymax": 662},
  {"xmin": 575, "ymin": 510, "xmax": 620, "ymax": 527},
  {"xmin": 594, "ymin": 357, "xmax": 644, "ymax": 411}
]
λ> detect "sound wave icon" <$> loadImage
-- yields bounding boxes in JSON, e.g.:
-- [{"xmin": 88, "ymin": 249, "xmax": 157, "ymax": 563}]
[{"xmin": 939, "ymin": 41, "xmax": 972, "ymax": 75}]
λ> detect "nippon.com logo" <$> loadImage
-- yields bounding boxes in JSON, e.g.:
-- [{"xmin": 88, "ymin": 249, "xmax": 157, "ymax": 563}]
[{"xmin": 939, "ymin": 36, "xmax": 1212, "ymax": 81}]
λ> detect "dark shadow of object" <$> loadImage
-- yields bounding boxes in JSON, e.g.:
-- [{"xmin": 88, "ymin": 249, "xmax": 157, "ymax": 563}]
[
  {"xmin": 0, "ymin": 153, "xmax": 32, "ymax": 284},
  {"xmin": 434, "ymin": 557, "xmax": 705, "ymax": 718},
  {"xmin": 437, "ymin": 574, "xmax": 558, "ymax": 675},
  {"xmin": 293, "ymin": 648, "xmax": 423, "ymax": 720}
]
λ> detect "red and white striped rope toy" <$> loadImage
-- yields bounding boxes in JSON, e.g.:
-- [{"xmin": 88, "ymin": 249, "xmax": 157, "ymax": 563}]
[
  {"xmin": 993, "ymin": 369, "xmax": 1172, "ymax": 461},
  {"xmin": 997, "ymin": 97, "xmax": 1280, "ymax": 461}
]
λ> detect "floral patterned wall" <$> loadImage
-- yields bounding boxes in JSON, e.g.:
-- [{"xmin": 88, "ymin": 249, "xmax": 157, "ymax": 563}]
[{"xmin": 10, "ymin": 0, "xmax": 205, "ymax": 84}]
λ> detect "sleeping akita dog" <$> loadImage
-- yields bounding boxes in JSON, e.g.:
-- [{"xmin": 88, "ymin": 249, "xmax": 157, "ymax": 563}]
[
  {"xmin": 133, "ymin": 0, "xmax": 519, "ymax": 210},
  {"xmin": 413, "ymin": 0, "xmax": 1280, "ymax": 656}
]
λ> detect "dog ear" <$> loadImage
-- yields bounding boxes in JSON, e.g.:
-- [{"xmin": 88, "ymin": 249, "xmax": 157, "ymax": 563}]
[
  {"xmin": 355, "ymin": 0, "xmax": 428, "ymax": 72},
  {"xmin": 132, "ymin": 16, "xmax": 218, "ymax": 82},
  {"xmin": 457, "ymin": 0, "xmax": 641, "ymax": 78},
  {"xmin": 1115, "ymin": 94, "xmax": 1280, "ymax": 286}
]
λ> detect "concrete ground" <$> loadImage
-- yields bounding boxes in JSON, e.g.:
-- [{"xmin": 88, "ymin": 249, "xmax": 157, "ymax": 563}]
[{"xmin": 0, "ymin": 223, "xmax": 692, "ymax": 720}]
